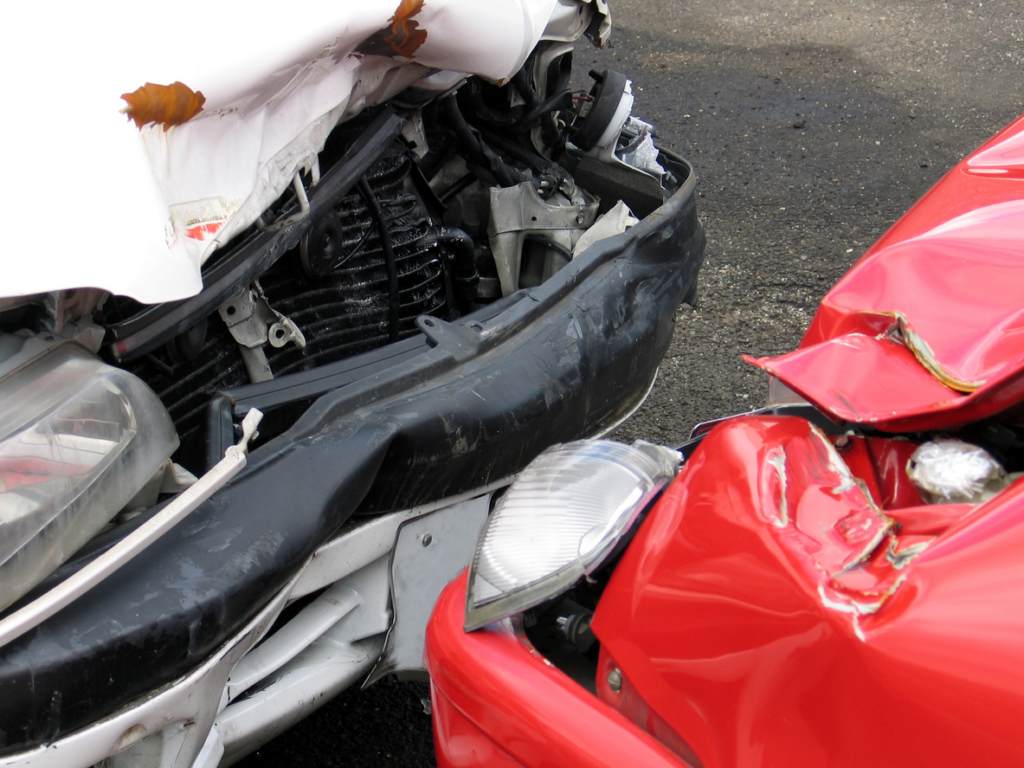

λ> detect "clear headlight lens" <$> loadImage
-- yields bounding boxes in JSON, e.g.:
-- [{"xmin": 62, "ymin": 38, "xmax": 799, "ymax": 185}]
[
  {"xmin": 0, "ymin": 343, "xmax": 177, "ymax": 610},
  {"xmin": 465, "ymin": 440, "xmax": 680, "ymax": 631}
]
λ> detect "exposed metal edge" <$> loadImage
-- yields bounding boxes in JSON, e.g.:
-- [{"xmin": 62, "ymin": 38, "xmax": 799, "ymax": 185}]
[
  {"xmin": 216, "ymin": 636, "xmax": 386, "ymax": 767},
  {"xmin": 224, "ymin": 582, "xmax": 362, "ymax": 701},
  {"xmin": 215, "ymin": 552, "xmax": 394, "ymax": 765}
]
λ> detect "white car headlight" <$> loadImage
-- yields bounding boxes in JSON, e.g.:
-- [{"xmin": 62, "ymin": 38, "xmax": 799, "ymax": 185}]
[
  {"xmin": 0, "ymin": 343, "xmax": 177, "ymax": 610},
  {"xmin": 465, "ymin": 440, "xmax": 680, "ymax": 631}
]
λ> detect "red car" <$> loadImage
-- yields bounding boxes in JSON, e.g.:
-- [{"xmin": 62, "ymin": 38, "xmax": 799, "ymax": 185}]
[{"xmin": 425, "ymin": 112, "xmax": 1024, "ymax": 767}]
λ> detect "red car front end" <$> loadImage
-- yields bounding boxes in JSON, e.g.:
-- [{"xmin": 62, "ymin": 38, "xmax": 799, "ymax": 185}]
[{"xmin": 426, "ymin": 114, "xmax": 1024, "ymax": 767}]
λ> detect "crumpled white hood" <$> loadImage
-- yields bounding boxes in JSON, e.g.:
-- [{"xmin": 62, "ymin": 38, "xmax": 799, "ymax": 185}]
[{"xmin": 4, "ymin": 0, "xmax": 604, "ymax": 304}]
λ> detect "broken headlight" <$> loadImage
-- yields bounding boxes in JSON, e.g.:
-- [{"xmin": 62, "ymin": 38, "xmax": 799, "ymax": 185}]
[
  {"xmin": 464, "ymin": 440, "xmax": 680, "ymax": 631},
  {"xmin": 0, "ymin": 344, "xmax": 177, "ymax": 610}
]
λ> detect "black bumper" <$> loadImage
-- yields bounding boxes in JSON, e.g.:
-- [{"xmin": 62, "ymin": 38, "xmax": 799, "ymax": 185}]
[{"xmin": 0, "ymin": 165, "xmax": 704, "ymax": 753}]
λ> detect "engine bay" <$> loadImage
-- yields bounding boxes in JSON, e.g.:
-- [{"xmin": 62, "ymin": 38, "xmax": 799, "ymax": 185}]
[{"xmin": 0, "ymin": 50, "xmax": 688, "ymax": 479}]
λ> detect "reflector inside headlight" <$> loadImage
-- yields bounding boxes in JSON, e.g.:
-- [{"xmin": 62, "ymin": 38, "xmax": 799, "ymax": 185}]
[
  {"xmin": 465, "ymin": 440, "xmax": 680, "ymax": 631},
  {"xmin": 0, "ymin": 343, "xmax": 177, "ymax": 609}
]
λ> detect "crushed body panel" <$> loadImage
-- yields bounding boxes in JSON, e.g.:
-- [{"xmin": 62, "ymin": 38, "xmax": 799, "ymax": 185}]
[
  {"xmin": 592, "ymin": 414, "xmax": 1024, "ymax": 768},
  {"xmin": 749, "ymin": 114, "xmax": 1024, "ymax": 431}
]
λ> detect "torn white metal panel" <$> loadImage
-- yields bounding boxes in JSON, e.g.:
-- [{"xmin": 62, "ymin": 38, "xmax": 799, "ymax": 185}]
[
  {"xmin": 5, "ymin": 0, "xmax": 600, "ymax": 306},
  {"xmin": 572, "ymin": 200, "xmax": 639, "ymax": 257}
]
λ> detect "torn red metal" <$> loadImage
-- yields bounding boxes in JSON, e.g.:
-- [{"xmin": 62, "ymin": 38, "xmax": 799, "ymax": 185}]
[
  {"xmin": 592, "ymin": 414, "xmax": 1024, "ymax": 767},
  {"xmin": 748, "ymin": 114, "xmax": 1024, "ymax": 431},
  {"xmin": 584, "ymin": 115, "xmax": 1024, "ymax": 768}
]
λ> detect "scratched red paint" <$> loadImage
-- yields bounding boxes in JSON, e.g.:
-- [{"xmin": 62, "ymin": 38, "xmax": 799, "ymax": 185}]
[{"xmin": 593, "ymin": 415, "xmax": 1024, "ymax": 767}]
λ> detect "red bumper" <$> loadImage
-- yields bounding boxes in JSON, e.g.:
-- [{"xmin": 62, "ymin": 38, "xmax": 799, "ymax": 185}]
[{"xmin": 425, "ymin": 571, "xmax": 685, "ymax": 768}]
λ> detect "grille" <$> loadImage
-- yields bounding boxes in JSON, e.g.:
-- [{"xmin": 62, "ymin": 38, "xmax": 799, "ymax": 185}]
[{"xmin": 123, "ymin": 152, "xmax": 453, "ymax": 468}]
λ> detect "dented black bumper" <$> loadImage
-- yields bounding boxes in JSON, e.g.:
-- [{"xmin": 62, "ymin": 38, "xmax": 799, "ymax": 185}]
[{"xmin": 0, "ymin": 164, "xmax": 704, "ymax": 753}]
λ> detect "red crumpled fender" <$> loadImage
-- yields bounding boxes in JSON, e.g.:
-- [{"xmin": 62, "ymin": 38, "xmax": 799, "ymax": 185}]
[
  {"xmin": 748, "ymin": 113, "xmax": 1024, "ymax": 431},
  {"xmin": 592, "ymin": 415, "xmax": 1024, "ymax": 768}
]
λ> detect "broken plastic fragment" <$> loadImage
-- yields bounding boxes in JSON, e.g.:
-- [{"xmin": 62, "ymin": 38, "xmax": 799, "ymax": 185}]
[
  {"xmin": 120, "ymin": 82, "xmax": 206, "ymax": 131},
  {"xmin": 906, "ymin": 439, "xmax": 1009, "ymax": 503},
  {"xmin": 618, "ymin": 117, "xmax": 665, "ymax": 178}
]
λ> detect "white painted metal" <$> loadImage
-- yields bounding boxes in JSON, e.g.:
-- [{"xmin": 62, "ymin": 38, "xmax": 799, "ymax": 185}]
[
  {"xmin": 3, "ymin": 0, "xmax": 603, "ymax": 304},
  {"xmin": 215, "ymin": 557, "xmax": 394, "ymax": 765},
  {"xmin": 366, "ymin": 494, "xmax": 491, "ymax": 683},
  {"xmin": 217, "ymin": 636, "xmax": 386, "ymax": 767},
  {"xmin": 223, "ymin": 582, "xmax": 361, "ymax": 701}
]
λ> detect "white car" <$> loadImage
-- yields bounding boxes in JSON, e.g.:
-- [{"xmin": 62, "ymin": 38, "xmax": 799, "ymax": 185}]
[{"xmin": 0, "ymin": 2, "xmax": 704, "ymax": 766}]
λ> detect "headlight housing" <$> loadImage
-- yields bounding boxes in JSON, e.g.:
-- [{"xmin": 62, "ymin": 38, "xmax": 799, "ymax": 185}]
[
  {"xmin": 0, "ymin": 343, "xmax": 177, "ymax": 610},
  {"xmin": 465, "ymin": 440, "xmax": 680, "ymax": 631}
]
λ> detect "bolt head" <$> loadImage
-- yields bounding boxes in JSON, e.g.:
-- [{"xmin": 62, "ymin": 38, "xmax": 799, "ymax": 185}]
[
  {"xmin": 607, "ymin": 667, "xmax": 623, "ymax": 694},
  {"xmin": 422, "ymin": 533, "xmax": 433, "ymax": 547}
]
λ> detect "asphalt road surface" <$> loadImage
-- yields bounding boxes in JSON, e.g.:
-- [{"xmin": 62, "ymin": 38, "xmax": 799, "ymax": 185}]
[{"xmin": 239, "ymin": 1, "xmax": 1023, "ymax": 765}]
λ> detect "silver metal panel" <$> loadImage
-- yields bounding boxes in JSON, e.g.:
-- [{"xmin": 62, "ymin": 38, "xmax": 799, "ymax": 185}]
[{"xmin": 366, "ymin": 493, "xmax": 492, "ymax": 684}]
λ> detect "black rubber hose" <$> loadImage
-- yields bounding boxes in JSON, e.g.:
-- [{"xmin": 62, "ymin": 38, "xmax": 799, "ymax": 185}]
[
  {"xmin": 512, "ymin": 69, "xmax": 540, "ymax": 110},
  {"xmin": 523, "ymin": 234, "xmax": 573, "ymax": 262},
  {"xmin": 418, "ymin": 227, "xmax": 479, "ymax": 285},
  {"xmin": 358, "ymin": 177, "xmax": 401, "ymax": 343},
  {"xmin": 481, "ymin": 129, "xmax": 556, "ymax": 176},
  {"xmin": 442, "ymin": 95, "xmax": 519, "ymax": 187},
  {"xmin": 438, "ymin": 173, "xmax": 478, "ymax": 203},
  {"xmin": 481, "ymin": 130, "xmax": 565, "ymax": 194},
  {"xmin": 441, "ymin": 95, "xmax": 484, "ymax": 159}
]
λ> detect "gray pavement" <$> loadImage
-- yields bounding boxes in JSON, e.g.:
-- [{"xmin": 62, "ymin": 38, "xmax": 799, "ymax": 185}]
[
  {"xmin": 239, "ymin": 1, "xmax": 1023, "ymax": 764},
  {"xmin": 607, "ymin": 0, "xmax": 1023, "ymax": 445}
]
